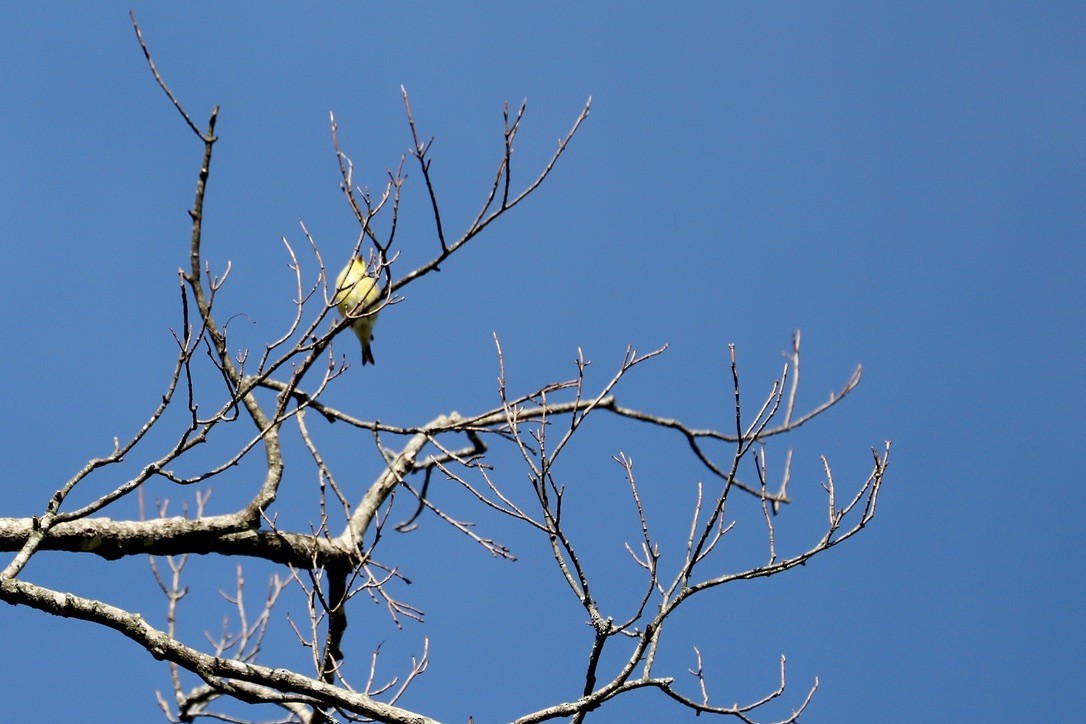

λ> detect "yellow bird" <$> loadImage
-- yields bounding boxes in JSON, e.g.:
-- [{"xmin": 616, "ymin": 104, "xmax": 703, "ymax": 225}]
[{"xmin": 334, "ymin": 256, "xmax": 381, "ymax": 365}]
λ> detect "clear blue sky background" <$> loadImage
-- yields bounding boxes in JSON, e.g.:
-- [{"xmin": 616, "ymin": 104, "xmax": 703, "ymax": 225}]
[{"xmin": 2, "ymin": 3, "xmax": 1083, "ymax": 723}]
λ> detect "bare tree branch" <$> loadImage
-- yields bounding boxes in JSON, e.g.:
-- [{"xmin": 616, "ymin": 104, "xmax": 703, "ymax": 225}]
[{"xmin": 1, "ymin": 15, "xmax": 891, "ymax": 724}]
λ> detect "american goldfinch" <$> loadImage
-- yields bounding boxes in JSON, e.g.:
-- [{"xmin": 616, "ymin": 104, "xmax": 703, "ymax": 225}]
[{"xmin": 334, "ymin": 256, "xmax": 381, "ymax": 365}]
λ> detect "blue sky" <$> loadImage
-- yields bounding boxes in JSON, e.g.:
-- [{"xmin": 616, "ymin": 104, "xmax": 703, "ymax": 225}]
[{"xmin": 1, "ymin": 3, "xmax": 1083, "ymax": 722}]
